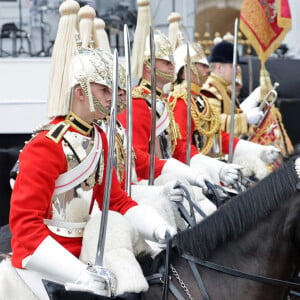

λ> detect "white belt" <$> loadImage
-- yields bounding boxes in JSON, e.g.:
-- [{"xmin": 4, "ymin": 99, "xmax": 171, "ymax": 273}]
[{"xmin": 44, "ymin": 219, "xmax": 86, "ymax": 238}]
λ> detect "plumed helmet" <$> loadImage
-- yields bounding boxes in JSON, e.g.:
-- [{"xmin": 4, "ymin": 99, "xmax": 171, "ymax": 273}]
[
  {"xmin": 93, "ymin": 48, "xmax": 126, "ymax": 91},
  {"xmin": 174, "ymin": 42, "xmax": 209, "ymax": 75},
  {"xmin": 209, "ymin": 40, "xmax": 239, "ymax": 64},
  {"xmin": 71, "ymin": 48, "xmax": 113, "ymax": 91},
  {"xmin": 144, "ymin": 29, "xmax": 175, "ymax": 64}
]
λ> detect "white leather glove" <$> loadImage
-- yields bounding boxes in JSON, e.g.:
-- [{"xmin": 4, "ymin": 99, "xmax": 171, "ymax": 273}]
[
  {"xmin": 234, "ymin": 139, "xmax": 281, "ymax": 165},
  {"xmin": 190, "ymin": 154, "xmax": 241, "ymax": 186},
  {"xmin": 260, "ymin": 145, "xmax": 281, "ymax": 164},
  {"xmin": 162, "ymin": 158, "xmax": 211, "ymax": 192},
  {"xmin": 22, "ymin": 236, "xmax": 113, "ymax": 296},
  {"xmin": 219, "ymin": 163, "xmax": 242, "ymax": 185},
  {"xmin": 67, "ymin": 266, "xmax": 113, "ymax": 296},
  {"xmin": 124, "ymin": 204, "xmax": 177, "ymax": 243},
  {"xmin": 240, "ymin": 86, "xmax": 261, "ymax": 112},
  {"xmin": 246, "ymin": 107, "xmax": 264, "ymax": 125},
  {"xmin": 163, "ymin": 179, "xmax": 195, "ymax": 202}
]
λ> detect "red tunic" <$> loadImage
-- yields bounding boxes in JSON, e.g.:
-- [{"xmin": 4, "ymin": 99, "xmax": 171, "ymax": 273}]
[
  {"xmin": 10, "ymin": 117, "xmax": 137, "ymax": 268},
  {"xmin": 169, "ymin": 91, "xmax": 239, "ymax": 156},
  {"xmin": 118, "ymin": 86, "xmax": 195, "ymax": 166}
]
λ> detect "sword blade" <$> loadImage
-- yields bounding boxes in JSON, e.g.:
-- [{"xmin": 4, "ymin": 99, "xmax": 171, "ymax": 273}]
[
  {"xmin": 149, "ymin": 26, "xmax": 156, "ymax": 185},
  {"xmin": 228, "ymin": 18, "xmax": 239, "ymax": 164},
  {"xmin": 186, "ymin": 43, "xmax": 192, "ymax": 166},
  {"xmin": 95, "ymin": 49, "xmax": 119, "ymax": 266},
  {"xmin": 124, "ymin": 24, "xmax": 133, "ymax": 196}
]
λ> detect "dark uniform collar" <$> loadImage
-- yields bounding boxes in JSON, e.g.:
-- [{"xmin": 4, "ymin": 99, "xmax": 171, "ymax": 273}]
[
  {"xmin": 65, "ymin": 112, "xmax": 93, "ymax": 136},
  {"xmin": 140, "ymin": 78, "xmax": 163, "ymax": 99}
]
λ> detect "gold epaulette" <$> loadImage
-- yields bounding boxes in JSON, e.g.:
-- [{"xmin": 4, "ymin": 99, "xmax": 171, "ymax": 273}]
[
  {"xmin": 171, "ymin": 83, "xmax": 187, "ymax": 100},
  {"xmin": 132, "ymin": 86, "xmax": 151, "ymax": 102},
  {"xmin": 168, "ymin": 83, "xmax": 187, "ymax": 111},
  {"xmin": 46, "ymin": 122, "xmax": 70, "ymax": 143},
  {"xmin": 202, "ymin": 82, "xmax": 223, "ymax": 101}
]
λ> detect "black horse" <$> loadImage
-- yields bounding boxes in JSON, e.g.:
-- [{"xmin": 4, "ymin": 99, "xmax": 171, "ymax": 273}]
[
  {"xmin": 141, "ymin": 155, "xmax": 300, "ymax": 299},
  {"xmin": 2, "ymin": 156, "xmax": 300, "ymax": 299}
]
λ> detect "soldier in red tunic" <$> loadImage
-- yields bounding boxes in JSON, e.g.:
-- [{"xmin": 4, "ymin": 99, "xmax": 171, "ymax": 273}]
[
  {"xmin": 169, "ymin": 42, "xmax": 280, "ymax": 181},
  {"xmin": 9, "ymin": 1, "xmax": 176, "ymax": 298}
]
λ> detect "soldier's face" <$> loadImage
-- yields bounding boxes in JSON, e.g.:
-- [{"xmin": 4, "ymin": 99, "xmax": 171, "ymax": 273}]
[
  {"xmin": 219, "ymin": 63, "xmax": 233, "ymax": 84},
  {"xmin": 191, "ymin": 63, "xmax": 210, "ymax": 85},
  {"xmin": 156, "ymin": 59, "xmax": 175, "ymax": 83},
  {"xmin": 90, "ymin": 83, "xmax": 113, "ymax": 119}
]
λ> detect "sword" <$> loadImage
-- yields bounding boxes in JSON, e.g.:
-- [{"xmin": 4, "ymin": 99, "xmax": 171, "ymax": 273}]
[
  {"xmin": 186, "ymin": 43, "xmax": 192, "ymax": 166},
  {"xmin": 228, "ymin": 18, "xmax": 239, "ymax": 164},
  {"xmin": 95, "ymin": 49, "xmax": 119, "ymax": 266},
  {"xmin": 148, "ymin": 26, "xmax": 156, "ymax": 185},
  {"xmin": 124, "ymin": 24, "xmax": 133, "ymax": 196}
]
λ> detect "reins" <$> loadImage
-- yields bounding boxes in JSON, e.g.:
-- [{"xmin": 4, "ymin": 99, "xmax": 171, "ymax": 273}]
[{"xmin": 181, "ymin": 253, "xmax": 300, "ymax": 299}]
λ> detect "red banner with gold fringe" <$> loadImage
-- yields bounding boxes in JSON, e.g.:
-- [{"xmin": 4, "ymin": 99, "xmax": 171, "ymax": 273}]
[{"xmin": 240, "ymin": 0, "xmax": 291, "ymax": 63}]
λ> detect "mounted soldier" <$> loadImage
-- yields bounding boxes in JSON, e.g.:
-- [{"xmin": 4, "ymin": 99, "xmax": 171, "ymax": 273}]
[
  {"xmin": 118, "ymin": 0, "xmax": 247, "ymax": 189},
  {"xmin": 81, "ymin": 9, "xmax": 216, "ymax": 223},
  {"xmin": 167, "ymin": 15, "xmax": 280, "ymax": 182},
  {"xmin": 6, "ymin": 1, "xmax": 177, "ymax": 298}
]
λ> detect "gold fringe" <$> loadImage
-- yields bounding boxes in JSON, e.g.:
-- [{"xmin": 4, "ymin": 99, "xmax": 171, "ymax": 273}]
[{"xmin": 169, "ymin": 83, "xmax": 220, "ymax": 155}]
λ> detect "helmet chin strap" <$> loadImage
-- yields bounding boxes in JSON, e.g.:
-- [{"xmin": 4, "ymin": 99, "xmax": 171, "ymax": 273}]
[
  {"xmin": 93, "ymin": 96, "xmax": 126, "ymax": 116},
  {"xmin": 145, "ymin": 60, "xmax": 174, "ymax": 83},
  {"xmin": 190, "ymin": 62, "xmax": 208, "ymax": 86},
  {"xmin": 92, "ymin": 95, "xmax": 110, "ymax": 116}
]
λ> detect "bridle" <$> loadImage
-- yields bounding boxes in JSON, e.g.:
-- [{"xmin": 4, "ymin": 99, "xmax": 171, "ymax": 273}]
[
  {"xmin": 146, "ymin": 239, "xmax": 300, "ymax": 300},
  {"xmin": 147, "ymin": 181, "xmax": 300, "ymax": 299}
]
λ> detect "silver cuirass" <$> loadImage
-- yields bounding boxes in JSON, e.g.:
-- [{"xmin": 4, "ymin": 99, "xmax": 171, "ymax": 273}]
[{"xmin": 44, "ymin": 126, "xmax": 104, "ymax": 238}]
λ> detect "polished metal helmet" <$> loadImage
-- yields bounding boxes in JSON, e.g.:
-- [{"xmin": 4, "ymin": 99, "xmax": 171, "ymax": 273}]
[
  {"xmin": 71, "ymin": 48, "xmax": 113, "ymax": 90},
  {"xmin": 144, "ymin": 29, "xmax": 175, "ymax": 65},
  {"xmin": 174, "ymin": 42, "xmax": 209, "ymax": 75}
]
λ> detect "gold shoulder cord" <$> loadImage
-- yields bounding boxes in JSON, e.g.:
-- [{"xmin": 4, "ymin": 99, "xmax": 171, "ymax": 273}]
[
  {"xmin": 191, "ymin": 96, "xmax": 221, "ymax": 155},
  {"xmin": 114, "ymin": 121, "xmax": 137, "ymax": 183},
  {"xmin": 115, "ymin": 131, "xmax": 126, "ymax": 183},
  {"xmin": 165, "ymin": 101, "xmax": 182, "ymax": 154},
  {"xmin": 132, "ymin": 86, "xmax": 150, "ymax": 102},
  {"xmin": 169, "ymin": 83, "xmax": 220, "ymax": 155}
]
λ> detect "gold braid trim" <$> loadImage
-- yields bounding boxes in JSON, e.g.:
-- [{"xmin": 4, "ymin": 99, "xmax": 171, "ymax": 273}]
[
  {"xmin": 132, "ymin": 86, "xmax": 150, "ymax": 101},
  {"xmin": 105, "ymin": 118, "xmax": 137, "ymax": 183},
  {"xmin": 169, "ymin": 83, "xmax": 220, "ymax": 155},
  {"xmin": 133, "ymin": 84, "xmax": 181, "ymax": 155},
  {"xmin": 115, "ymin": 132, "xmax": 126, "ymax": 183},
  {"xmin": 165, "ymin": 101, "xmax": 182, "ymax": 154},
  {"xmin": 191, "ymin": 97, "xmax": 221, "ymax": 155}
]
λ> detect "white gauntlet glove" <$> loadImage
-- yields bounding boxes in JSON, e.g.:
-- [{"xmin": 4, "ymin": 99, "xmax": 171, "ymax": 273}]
[
  {"xmin": 240, "ymin": 86, "xmax": 261, "ymax": 112},
  {"xmin": 219, "ymin": 163, "xmax": 242, "ymax": 185},
  {"xmin": 68, "ymin": 265, "xmax": 115, "ymax": 296},
  {"xmin": 234, "ymin": 139, "xmax": 281, "ymax": 165},
  {"xmin": 246, "ymin": 107, "xmax": 264, "ymax": 125},
  {"xmin": 190, "ymin": 154, "xmax": 241, "ymax": 186},
  {"xmin": 163, "ymin": 179, "xmax": 195, "ymax": 202},
  {"xmin": 22, "ymin": 236, "xmax": 114, "ymax": 297},
  {"xmin": 162, "ymin": 158, "xmax": 212, "ymax": 192},
  {"xmin": 153, "ymin": 224, "xmax": 177, "ymax": 243},
  {"xmin": 124, "ymin": 204, "xmax": 176, "ymax": 243}
]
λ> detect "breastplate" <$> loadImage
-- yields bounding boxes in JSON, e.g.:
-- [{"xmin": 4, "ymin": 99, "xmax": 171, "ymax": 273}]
[{"xmin": 45, "ymin": 128, "xmax": 104, "ymax": 238}]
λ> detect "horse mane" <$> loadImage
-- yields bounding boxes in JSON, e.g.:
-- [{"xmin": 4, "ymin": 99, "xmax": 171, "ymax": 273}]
[{"xmin": 173, "ymin": 156, "xmax": 300, "ymax": 260}]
